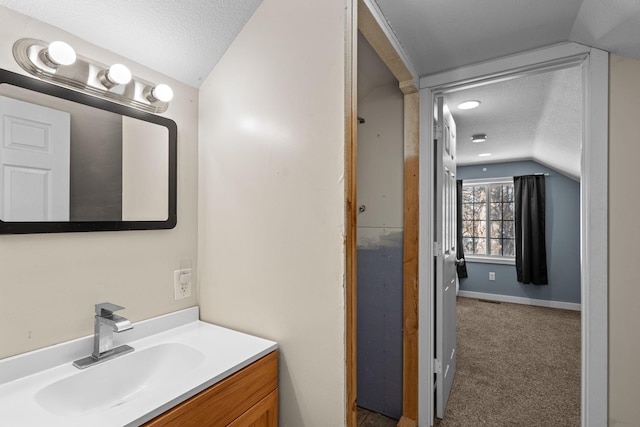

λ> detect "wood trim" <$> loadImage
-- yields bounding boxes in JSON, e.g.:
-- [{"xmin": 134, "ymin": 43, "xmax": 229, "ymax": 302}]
[
  {"xmin": 143, "ymin": 351, "xmax": 278, "ymax": 426},
  {"xmin": 357, "ymin": 0, "xmax": 414, "ymax": 84},
  {"xmin": 345, "ymin": 0, "xmax": 358, "ymax": 426},
  {"xmin": 401, "ymin": 89, "xmax": 420, "ymax": 427}
]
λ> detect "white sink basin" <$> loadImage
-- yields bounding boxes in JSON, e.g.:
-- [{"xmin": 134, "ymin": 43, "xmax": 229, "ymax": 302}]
[
  {"xmin": 0, "ymin": 307, "xmax": 278, "ymax": 427},
  {"xmin": 35, "ymin": 342, "xmax": 204, "ymax": 416}
]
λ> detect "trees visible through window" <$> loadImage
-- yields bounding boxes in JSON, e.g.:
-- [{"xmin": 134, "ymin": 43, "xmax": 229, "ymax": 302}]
[{"xmin": 462, "ymin": 179, "xmax": 515, "ymax": 260}]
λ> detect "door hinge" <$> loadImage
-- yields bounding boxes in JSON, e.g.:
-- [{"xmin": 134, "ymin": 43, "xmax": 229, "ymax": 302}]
[
  {"xmin": 433, "ymin": 241, "xmax": 442, "ymax": 256},
  {"xmin": 434, "ymin": 124, "xmax": 443, "ymax": 140},
  {"xmin": 433, "ymin": 359, "xmax": 442, "ymax": 374}
]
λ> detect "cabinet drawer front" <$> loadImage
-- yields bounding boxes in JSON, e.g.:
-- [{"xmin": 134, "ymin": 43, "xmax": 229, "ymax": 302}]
[
  {"xmin": 144, "ymin": 351, "xmax": 278, "ymax": 426},
  {"xmin": 227, "ymin": 389, "xmax": 278, "ymax": 427}
]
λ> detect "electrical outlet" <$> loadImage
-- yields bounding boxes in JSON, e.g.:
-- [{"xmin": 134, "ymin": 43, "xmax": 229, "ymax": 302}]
[
  {"xmin": 489, "ymin": 272, "xmax": 496, "ymax": 281},
  {"xmin": 174, "ymin": 269, "xmax": 192, "ymax": 300}
]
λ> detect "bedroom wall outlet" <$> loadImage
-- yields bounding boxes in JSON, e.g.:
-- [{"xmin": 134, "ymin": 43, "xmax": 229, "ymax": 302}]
[
  {"xmin": 489, "ymin": 272, "xmax": 496, "ymax": 281},
  {"xmin": 174, "ymin": 268, "xmax": 192, "ymax": 300}
]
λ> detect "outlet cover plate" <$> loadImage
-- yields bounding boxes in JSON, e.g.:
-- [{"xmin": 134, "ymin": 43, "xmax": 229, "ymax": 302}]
[{"xmin": 174, "ymin": 269, "xmax": 192, "ymax": 300}]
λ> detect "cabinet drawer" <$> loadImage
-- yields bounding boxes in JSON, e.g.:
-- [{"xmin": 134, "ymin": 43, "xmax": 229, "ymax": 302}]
[
  {"xmin": 227, "ymin": 389, "xmax": 278, "ymax": 427},
  {"xmin": 143, "ymin": 351, "xmax": 278, "ymax": 426}
]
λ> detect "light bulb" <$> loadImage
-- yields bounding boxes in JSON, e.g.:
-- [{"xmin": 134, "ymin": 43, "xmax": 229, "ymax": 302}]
[
  {"xmin": 458, "ymin": 100, "xmax": 481, "ymax": 110},
  {"xmin": 150, "ymin": 84, "xmax": 173, "ymax": 103},
  {"xmin": 106, "ymin": 63, "xmax": 132, "ymax": 85},
  {"xmin": 43, "ymin": 41, "xmax": 76, "ymax": 67}
]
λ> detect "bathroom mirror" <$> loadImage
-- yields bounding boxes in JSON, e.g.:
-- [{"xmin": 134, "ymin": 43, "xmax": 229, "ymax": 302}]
[{"xmin": 0, "ymin": 69, "xmax": 177, "ymax": 234}]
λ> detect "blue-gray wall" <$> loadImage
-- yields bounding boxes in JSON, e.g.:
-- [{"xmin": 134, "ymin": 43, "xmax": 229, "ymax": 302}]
[
  {"xmin": 357, "ymin": 232, "xmax": 403, "ymax": 419},
  {"xmin": 458, "ymin": 160, "xmax": 581, "ymax": 304}
]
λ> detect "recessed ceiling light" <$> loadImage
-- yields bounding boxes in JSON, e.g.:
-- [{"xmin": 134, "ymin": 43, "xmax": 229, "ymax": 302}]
[
  {"xmin": 471, "ymin": 134, "xmax": 487, "ymax": 143},
  {"xmin": 478, "ymin": 153, "xmax": 492, "ymax": 157},
  {"xmin": 458, "ymin": 100, "xmax": 481, "ymax": 110}
]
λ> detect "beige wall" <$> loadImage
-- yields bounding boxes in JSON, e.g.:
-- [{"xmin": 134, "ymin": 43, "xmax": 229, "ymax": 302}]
[
  {"xmin": 0, "ymin": 7, "xmax": 199, "ymax": 359},
  {"xmin": 198, "ymin": 0, "xmax": 346, "ymax": 425},
  {"xmin": 608, "ymin": 54, "xmax": 640, "ymax": 426}
]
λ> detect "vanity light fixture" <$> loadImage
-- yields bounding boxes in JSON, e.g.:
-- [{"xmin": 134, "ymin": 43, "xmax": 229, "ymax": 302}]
[
  {"xmin": 457, "ymin": 100, "xmax": 481, "ymax": 110},
  {"xmin": 99, "ymin": 63, "xmax": 132, "ymax": 88},
  {"xmin": 478, "ymin": 153, "xmax": 492, "ymax": 157},
  {"xmin": 13, "ymin": 38, "xmax": 172, "ymax": 113},
  {"xmin": 471, "ymin": 133, "xmax": 487, "ymax": 143}
]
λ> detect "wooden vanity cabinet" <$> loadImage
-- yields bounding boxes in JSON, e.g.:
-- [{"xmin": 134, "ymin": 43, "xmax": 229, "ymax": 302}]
[{"xmin": 143, "ymin": 351, "xmax": 278, "ymax": 427}]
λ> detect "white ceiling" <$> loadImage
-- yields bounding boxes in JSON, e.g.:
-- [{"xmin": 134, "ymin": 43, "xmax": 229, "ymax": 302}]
[
  {"xmin": 370, "ymin": 0, "xmax": 640, "ymax": 179},
  {"xmin": 1, "ymin": 0, "xmax": 638, "ymax": 179},
  {"xmin": 444, "ymin": 66, "xmax": 582, "ymax": 180},
  {"xmin": 0, "ymin": 0, "xmax": 263, "ymax": 88},
  {"xmin": 373, "ymin": 0, "xmax": 640, "ymax": 77}
]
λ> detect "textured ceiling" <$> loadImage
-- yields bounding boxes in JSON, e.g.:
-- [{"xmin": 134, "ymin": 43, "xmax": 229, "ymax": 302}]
[
  {"xmin": 0, "ymin": 1, "xmax": 635, "ymax": 179},
  {"xmin": 373, "ymin": 0, "xmax": 584, "ymax": 76},
  {"xmin": 0, "ymin": 0, "xmax": 263, "ymax": 88},
  {"xmin": 444, "ymin": 66, "xmax": 582, "ymax": 180},
  {"xmin": 373, "ymin": 0, "xmax": 640, "ymax": 76},
  {"xmin": 358, "ymin": 24, "xmax": 583, "ymax": 179},
  {"xmin": 570, "ymin": 0, "xmax": 640, "ymax": 60},
  {"xmin": 369, "ymin": 0, "xmax": 640, "ymax": 179}
]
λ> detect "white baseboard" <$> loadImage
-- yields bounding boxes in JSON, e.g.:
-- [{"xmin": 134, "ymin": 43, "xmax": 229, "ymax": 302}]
[{"xmin": 457, "ymin": 290, "xmax": 581, "ymax": 311}]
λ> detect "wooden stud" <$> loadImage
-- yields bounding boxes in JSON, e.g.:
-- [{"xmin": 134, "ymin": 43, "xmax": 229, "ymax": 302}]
[
  {"xmin": 345, "ymin": 0, "xmax": 359, "ymax": 426},
  {"xmin": 357, "ymin": 0, "xmax": 414, "ymax": 84},
  {"xmin": 399, "ymin": 89, "xmax": 420, "ymax": 427}
]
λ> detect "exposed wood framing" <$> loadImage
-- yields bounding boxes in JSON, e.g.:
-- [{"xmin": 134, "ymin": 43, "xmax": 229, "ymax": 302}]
[
  {"xmin": 353, "ymin": 1, "xmax": 420, "ymax": 426},
  {"xmin": 357, "ymin": 1, "xmax": 415, "ymax": 84},
  {"xmin": 399, "ymin": 87, "xmax": 419, "ymax": 427},
  {"xmin": 345, "ymin": 0, "xmax": 359, "ymax": 426}
]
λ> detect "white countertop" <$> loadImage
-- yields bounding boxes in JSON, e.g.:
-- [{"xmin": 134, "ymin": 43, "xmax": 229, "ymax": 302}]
[{"xmin": 0, "ymin": 307, "xmax": 278, "ymax": 426}]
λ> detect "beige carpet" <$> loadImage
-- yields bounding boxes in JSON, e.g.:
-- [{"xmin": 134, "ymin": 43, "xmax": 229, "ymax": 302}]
[{"xmin": 436, "ymin": 297, "xmax": 581, "ymax": 426}]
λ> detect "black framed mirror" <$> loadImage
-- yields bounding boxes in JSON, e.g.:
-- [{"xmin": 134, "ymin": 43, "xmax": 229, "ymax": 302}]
[{"xmin": 0, "ymin": 69, "xmax": 177, "ymax": 234}]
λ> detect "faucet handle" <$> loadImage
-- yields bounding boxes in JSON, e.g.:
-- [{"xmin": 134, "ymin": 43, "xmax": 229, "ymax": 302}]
[{"xmin": 95, "ymin": 302, "xmax": 125, "ymax": 316}]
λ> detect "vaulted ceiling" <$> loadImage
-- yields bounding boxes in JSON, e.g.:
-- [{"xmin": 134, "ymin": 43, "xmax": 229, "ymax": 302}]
[
  {"xmin": 2, "ymin": 0, "xmax": 639, "ymax": 179},
  {"xmin": 443, "ymin": 66, "xmax": 582, "ymax": 179},
  {"xmin": 0, "ymin": 0, "xmax": 264, "ymax": 88},
  {"xmin": 370, "ymin": 0, "xmax": 640, "ymax": 179},
  {"xmin": 373, "ymin": 0, "xmax": 640, "ymax": 77}
]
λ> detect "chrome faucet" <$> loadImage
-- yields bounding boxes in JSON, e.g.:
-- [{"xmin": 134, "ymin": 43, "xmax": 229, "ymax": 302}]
[{"xmin": 73, "ymin": 303, "xmax": 134, "ymax": 369}]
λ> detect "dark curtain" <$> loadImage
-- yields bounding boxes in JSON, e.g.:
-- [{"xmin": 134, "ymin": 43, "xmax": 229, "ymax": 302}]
[
  {"xmin": 456, "ymin": 180, "xmax": 468, "ymax": 278},
  {"xmin": 514, "ymin": 175, "xmax": 548, "ymax": 285}
]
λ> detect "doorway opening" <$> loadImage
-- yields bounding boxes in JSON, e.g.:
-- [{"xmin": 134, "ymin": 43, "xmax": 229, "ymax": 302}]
[
  {"xmin": 433, "ymin": 63, "xmax": 583, "ymax": 424},
  {"xmin": 420, "ymin": 44, "xmax": 608, "ymax": 426},
  {"xmin": 346, "ymin": 2, "xmax": 421, "ymax": 426},
  {"xmin": 355, "ymin": 31, "xmax": 405, "ymax": 422}
]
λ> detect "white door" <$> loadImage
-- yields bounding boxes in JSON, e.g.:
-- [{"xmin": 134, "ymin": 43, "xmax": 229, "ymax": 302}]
[
  {"xmin": 0, "ymin": 95, "xmax": 70, "ymax": 221},
  {"xmin": 435, "ymin": 95, "xmax": 457, "ymax": 419}
]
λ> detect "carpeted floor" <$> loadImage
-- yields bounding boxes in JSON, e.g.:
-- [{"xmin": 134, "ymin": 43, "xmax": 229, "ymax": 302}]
[{"xmin": 436, "ymin": 297, "xmax": 581, "ymax": 426}]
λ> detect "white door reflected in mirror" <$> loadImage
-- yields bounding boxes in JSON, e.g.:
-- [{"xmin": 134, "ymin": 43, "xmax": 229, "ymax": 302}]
[{"xmin": 0, "ymin": 95, "xmax": 70, "ymax": 221}]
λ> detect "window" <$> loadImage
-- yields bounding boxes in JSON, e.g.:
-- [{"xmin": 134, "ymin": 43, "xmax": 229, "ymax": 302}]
[{"xmin": 462, "ymin": 178, "xmax": 515, "ymax": 264}]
